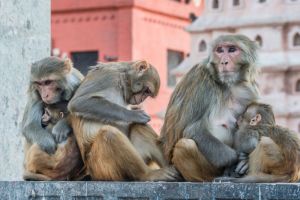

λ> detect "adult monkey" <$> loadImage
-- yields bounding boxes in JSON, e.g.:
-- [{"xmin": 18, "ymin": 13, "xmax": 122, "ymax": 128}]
[
  {"xmin": 68, "ymin": 61, "xmax": 177, "ymax": 181},
  {"xmin": 22, "ymin": 57, "xmax": 84, "ymax": 180},
  {"xmin": 160, "ymin": 35, "xmax": 259, "ymax": 181}
]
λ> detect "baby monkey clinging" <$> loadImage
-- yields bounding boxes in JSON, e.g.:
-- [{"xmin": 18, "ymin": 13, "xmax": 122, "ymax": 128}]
[{"xmin": 233, "ymin": 102, "xmax": 300, "ymax": 183}]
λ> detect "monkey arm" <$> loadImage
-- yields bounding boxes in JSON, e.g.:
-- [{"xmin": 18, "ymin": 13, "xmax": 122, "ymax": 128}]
[
  {"xmin": 235, "ymin": 128, "xmax": 259, "ymax": 154},
  {"xmin": 184, "ymin": 121, "xmax": 238, "ymax": 169},
  {"xmin": 52, "ymin": 118, "xmax": 72, "ymax": 143},
  {"xmin": 68, "ymin": 96, "xmax": 150, "ymax": 124},
  {"xmin": 22, "ymin": 101, "xmax": 57, "ymax": 154}
]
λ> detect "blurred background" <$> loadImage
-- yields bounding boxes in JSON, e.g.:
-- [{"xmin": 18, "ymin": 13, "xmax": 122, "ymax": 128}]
[{"xmin": 51, "ymin": 0, "xmax": 300, "ymax": 133}]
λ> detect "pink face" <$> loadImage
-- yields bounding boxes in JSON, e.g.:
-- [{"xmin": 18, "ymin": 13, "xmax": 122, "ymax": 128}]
[
  {"xmin": 214, "ymin": 43, "xmax": 241, "ymax": 73},
  {"xmin": 35, "ymin": 80, "xmax": 61, "ymax": 104}
]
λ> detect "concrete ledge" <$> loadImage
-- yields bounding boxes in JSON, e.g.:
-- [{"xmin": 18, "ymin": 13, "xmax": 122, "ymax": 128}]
[{"xmin": 1, "ymin": 181, "xmax": 300, "ymax": 200}]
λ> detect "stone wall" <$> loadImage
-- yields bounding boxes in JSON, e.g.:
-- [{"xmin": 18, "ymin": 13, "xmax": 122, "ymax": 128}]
[
  {"xmin": 0, "ymin": 0, "xmax": 50, "ymax": 180},
  {"xmin": 1, "ymin": 181, "xmax": 300, "ymax": 200}
]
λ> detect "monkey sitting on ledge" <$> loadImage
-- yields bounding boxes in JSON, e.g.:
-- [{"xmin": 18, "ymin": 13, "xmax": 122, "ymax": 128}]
[{"xmin": 230, "ymin": 102, "xmax": 300, "ymax": 183}]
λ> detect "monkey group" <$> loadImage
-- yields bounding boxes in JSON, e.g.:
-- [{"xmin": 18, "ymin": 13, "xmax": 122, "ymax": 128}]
[{"xmin": 21, "ymin": 34, "xmax": 300, "ymax": 183}]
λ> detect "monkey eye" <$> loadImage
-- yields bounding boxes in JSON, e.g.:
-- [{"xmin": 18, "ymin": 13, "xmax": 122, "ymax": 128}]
[
  {"xmin": 144, "ymin": 88, "xmax": 152, "ymax": 95},
  {"xmin": 228, "ymin": 46, "xmax": 237, "ymax": 53},
  {"xmin": 216, "ymin": 47, "xmax": 224, "ymax": 53},
  {"xmin": 44, "ymin": 80, "xmax": 53, "ymax": 85},
  {"xmin": 34, "ymin": 81, "xmax": 41, "ymax": 86}
]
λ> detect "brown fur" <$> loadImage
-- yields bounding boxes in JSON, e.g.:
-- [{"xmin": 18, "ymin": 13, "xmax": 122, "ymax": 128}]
[
  {"xmin": 24, "ymin": 135, "xmax": 84, "ymax": 181},
  {"xmin": 68, "ymin": 61, "xmax": 176, "ymax": 181},
  {"xmin": 22, "ymin": 57, "xmax": 85, "ymax": 181},
  {"xmin": 160, "ymin": 35, "xmax": 259, "ymax": 182},
  {"xmin": 233, "ymin": 103, "xmax": 300, "ymax": 183},
  {"xmin": 70, "ymin": 115, "xmax": 175, "ymax": 181}
]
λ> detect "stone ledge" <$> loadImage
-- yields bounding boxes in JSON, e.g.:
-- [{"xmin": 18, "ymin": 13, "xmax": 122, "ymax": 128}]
[{"xmin": 1, "ymin": 181, "xmax": 300, "ymax": 200}]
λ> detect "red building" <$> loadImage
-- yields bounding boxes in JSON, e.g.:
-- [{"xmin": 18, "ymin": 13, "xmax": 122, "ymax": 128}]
[{"xmin": 51, "ymin": 0, "xmax": 203, "ymax": 132}]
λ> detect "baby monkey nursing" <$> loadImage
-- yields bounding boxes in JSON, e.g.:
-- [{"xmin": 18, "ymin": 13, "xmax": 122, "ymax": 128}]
[{"xmin": 232, "ymin": 102, "xmax": 300, "ymax": 182}]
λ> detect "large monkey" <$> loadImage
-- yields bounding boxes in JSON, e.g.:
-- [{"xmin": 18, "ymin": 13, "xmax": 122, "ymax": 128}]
[
  {"xmin": 230, "ymin": 102, "xmax": 300, "ymax": 183},
  {"xmin": 68, "ymin": 61, "xmax": 177, "ymax": 181},
  {"xmin": 160, "ymin": 35, "xmax": 259, "ymax": 181},
  {"xmin": 22, "ymin": 57, "xmax": 84, "ymax": 181}
]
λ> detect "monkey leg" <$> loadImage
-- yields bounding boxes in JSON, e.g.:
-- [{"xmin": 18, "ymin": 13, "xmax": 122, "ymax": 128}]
[
  {"xmin": 248, "ymin": 136, "xmax": 283, "ymax": 175},
  {"xmin": 87, "ymin": 125, "xmax": 151, "ymax": 181},
  {"xmin": 24, "ymin": 136, "xmax": 83, "ymax": 181},
  {"xmin": 172, "ymin": 138, "xmax": 221, "ymax": 181},
  {"xmin": 232, "ymin": 136, "xmax": 289, "ymax": 183},
  {"xmin": 130, "ymin": 124, "xmax": 167, "ymax": 168}
]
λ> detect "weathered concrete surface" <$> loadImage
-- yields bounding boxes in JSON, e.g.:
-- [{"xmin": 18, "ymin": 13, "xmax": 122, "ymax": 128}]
[
  {"xmin": 0, "ymin": 0, "xmax": 50, "ymax": 180},
  {"xmin": 1, "ymin": 181, "xmax": 300, "ymax": 200}
]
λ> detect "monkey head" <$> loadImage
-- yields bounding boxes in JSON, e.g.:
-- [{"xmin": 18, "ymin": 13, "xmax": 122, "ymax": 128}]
[
  {"xmin": 30, "ymin": 57, "xmax": 74, "ymax": 104},
  {"xmin": 237, "ymin": 102, "xmax": 275, "ymax": 128},
  {"xmin": 208, "ymin": 35, "xmax": 258, "ymax": 85},
  {"xmin": 127, "ymin": 60, "xmax": 160, "ymax": 105},
  {"xmin": 42, "ymin": 102, "xmax": 68, "ymax": 126}
]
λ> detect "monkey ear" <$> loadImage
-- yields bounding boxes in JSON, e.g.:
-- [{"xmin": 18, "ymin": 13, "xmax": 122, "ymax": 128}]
[
  {"xmin": 250, "ymin": 114, "xmax": 261, "ymax": 126},
  {"xmin": 134, "ymin": 60, "xmax": 149, "ymax": 72},
  {"xmin": 63, "ymin": 58, "xmax": 73, "ymax": 74},
  {"xmin": 59, "ymin": 112, "xmax": 64, "ymax": 119}
]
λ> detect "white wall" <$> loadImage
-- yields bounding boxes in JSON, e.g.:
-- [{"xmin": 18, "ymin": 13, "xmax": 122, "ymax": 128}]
[{"xmin": 0, "ymin": 0, "xmax": 50, "ymax": 180}]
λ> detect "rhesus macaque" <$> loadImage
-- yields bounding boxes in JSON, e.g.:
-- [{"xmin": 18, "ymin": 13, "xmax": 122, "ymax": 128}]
[
  {"xmin": 22, "ymin": 57, "xmax": 84, "ymax": 181},
  {"xmin": 230, "ymin": 102, "xmax": 300, "ymax": 182},
  {"xmin": 41, "ymin": 101, "xmax": 71, "ymax": 143},
  {"xmin": 160, "ymin": 34, "xmax": 259, "ymax": 181},
  {"xmin": 68, "ymin": 61, "xmax": 177, "ymax": 181}
]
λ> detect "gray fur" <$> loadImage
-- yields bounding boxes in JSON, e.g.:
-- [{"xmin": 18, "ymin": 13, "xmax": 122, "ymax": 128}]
[
  {"xmin": 160, "ymin": 35, "xmax": 259, "ymax": 170},
  {"xmin": 22, "ymin": 57, "xmax": 83, "ymax": 154},
  {"xmin": 68, "ymin": 61, "xmax": 160, "ymax": 125}
]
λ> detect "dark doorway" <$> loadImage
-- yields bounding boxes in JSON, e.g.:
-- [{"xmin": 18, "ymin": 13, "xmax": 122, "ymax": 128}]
[
  {"xmin": 71, "ymin": 51, "xmax": 99, "ymax": 75},
  {"xmin": 167, "ymin": 49, "xmax": 184, "ymax": 87}
]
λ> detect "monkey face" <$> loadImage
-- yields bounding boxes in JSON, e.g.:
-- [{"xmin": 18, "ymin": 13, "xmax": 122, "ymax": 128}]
[
  {"xmin": 128, "ymin": 61, "xmax": 160, "ymax": 105},
  {"xmin": 208, "ymin": 35, "xmax": 258, "ymax": 85},
  {"xmin": 214, "ymin": 42, "xmax": 241, "ymax": 73},
  {"xmin": 41, "ymin": 108, "xmax": 51, "ymax": 125},
  {"xmin": 35, "ymin": 79, "xmax": 63, "ymax": 104},
  {"xmin": 212, "ymin": 42, "xmax": 242, "ymax": 84}
]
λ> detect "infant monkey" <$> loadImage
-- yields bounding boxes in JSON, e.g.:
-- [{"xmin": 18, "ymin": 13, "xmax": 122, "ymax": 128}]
[
  {"xmin": 232, "ymin": 102, "xmax": 300, "ymax": 182},
  {"xmin": 42, "ymin": 101, "xmax": 71, "ymax": 143}
]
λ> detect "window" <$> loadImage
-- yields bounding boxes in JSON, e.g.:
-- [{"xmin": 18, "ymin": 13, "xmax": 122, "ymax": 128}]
[
  {"xmin": 293, "ymin": 33, "xmax": 300, "ymax": 46},
  {"xmin": 167, "ymin": 50, "xmax": 184, "ymax": 87},
  {"xmin": 185, "ymin": 0, "xmax": 191, "ymax": 4},
  {"xmin": 255, "ymin": 35, "xmax": 263, "ymax": 47},
  {"xmin": 212, "ymin": 0, "xmax": 219, "ymax": 9},
  {"xmin": 296, "ymin": 80, "xmax": 300, "ymax": 92},
  {"xmin": 259, "ymin": 0, "xmax": 266, "ymax": 3},
  {"xmin": 199, "ymin": 40, "xmax": 207, "ymax": 52},
  {"xmin": 233, "ymin": 0, "xmax": 240, "ymax": 6},
  {"xmin": 71, "ymin": 51, "xmax": 99, "ymax": 75}
]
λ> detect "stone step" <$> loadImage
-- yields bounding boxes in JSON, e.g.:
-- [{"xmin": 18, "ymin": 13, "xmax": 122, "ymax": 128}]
[{"xmin": 1, "ymin": 181, "xmax": 300, "ymax": 200}]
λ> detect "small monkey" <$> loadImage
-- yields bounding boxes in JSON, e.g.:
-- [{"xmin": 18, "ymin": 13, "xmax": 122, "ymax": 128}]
[
  {"xmin": 232, "ymin": 102, "xmax": 300, "ymax": 182},
  {"xmin": 41, "ymin": 101, "xmax": 71, "ymax": 143}
]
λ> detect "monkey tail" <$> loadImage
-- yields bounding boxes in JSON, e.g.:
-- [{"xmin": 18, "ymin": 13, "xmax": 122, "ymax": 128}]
[{"xmin": 232, "ymin": 174, "xmax": 290, "ymax": 183}]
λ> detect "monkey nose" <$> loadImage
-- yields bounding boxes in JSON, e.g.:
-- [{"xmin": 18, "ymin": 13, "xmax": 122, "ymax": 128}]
[{"xmin": 221, "ymin": 61, "xmax": 229, "ymax": 65}]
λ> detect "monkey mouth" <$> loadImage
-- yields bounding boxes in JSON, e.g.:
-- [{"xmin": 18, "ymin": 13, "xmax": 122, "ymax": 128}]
[{"xmin": 130, "ymin": 87, "xmax": 152, "ymax": 105}]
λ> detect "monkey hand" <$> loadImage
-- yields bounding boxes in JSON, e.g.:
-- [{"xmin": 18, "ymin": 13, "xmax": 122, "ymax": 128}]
[
  {"xmin": 234, "ymin": 153, "xmax": 249, "ymax": 176},
  {"xmin": 131, "ymin": 110, "xmax": 151, "ymax": 124},
  {"xmin": 52, "ymin": 119, "xmax": 72, "ymax": 143},
  {"xmin": 38, "ymin": 133, "xmax": 57, "ymax": 154},
  {"xmin": 212, "ymin": 146, "xmax": 238, "ymax": 169}
]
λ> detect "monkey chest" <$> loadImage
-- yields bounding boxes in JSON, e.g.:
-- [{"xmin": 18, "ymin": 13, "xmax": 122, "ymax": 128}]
[{"xmin": 209, "ymin": 99, "xmax": 244, "ymax": 146}]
